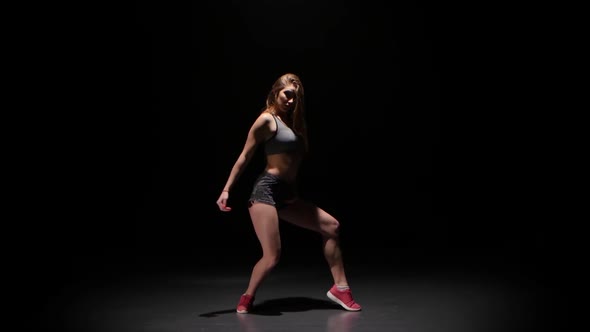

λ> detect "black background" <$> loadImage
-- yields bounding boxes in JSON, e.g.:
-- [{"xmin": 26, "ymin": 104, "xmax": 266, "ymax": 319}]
[{"xmin": 25, "ymin": 0, "xmax": 551, "ymax": 293}]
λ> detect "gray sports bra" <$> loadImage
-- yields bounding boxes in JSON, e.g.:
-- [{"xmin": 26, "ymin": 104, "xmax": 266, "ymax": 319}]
[{"xmin": 264, "ymin": 114, "xmax": 302, "ymax": 155}]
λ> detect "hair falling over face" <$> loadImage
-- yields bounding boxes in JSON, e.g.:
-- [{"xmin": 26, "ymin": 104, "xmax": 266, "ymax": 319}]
[{"xmin": 265, "ymin": 73, "xmax": 308, "ymax": 154}]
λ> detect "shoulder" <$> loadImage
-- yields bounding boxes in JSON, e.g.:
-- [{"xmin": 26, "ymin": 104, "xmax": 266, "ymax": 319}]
[
  {"xmin": 248, "ymin": 110, "xmax": 276, "ymax": 135},
  {"xmin": 257, "ymin": 111, "xmax": 274, "ymax": 122},
  {"xmin": 253, "ymin": 111, "xmax": 275, "ymax": 127}
]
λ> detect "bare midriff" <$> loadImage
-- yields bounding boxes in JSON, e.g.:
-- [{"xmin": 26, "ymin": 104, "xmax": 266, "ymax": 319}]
[{"xmin": 264, "ymin": 152, "xmax": 303, "ymax": 183}]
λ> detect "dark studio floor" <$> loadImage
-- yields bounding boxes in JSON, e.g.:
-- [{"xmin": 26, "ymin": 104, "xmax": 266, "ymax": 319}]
[{"xmin": 34, "ymin": 247, "xmax": 554, "ymax": 332}]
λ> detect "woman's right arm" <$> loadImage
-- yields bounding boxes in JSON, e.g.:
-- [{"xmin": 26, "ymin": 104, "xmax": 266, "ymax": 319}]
[{"xmin": 216, "ymin": 112, "xmax": 273, "ymax": 212}]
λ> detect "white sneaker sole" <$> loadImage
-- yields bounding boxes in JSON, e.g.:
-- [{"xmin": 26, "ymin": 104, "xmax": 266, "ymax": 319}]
[{"xmin": 327, "ymin": 291, "xmax": 362, "ymax": 311}]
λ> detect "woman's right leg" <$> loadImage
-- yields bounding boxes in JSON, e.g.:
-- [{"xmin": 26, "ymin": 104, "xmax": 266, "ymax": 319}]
[{"xmin": 244, "ymin": 202, "xmax": 282, "ymax": 297}]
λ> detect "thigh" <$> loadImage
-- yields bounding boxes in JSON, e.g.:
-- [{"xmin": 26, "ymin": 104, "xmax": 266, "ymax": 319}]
[
  {"xmin": 249, "ymin": 202, "xmax": 281, "ymax": 254},
  {"xmin": 278, "ymin": 199, "xmax": 339, "ymax": 236}
]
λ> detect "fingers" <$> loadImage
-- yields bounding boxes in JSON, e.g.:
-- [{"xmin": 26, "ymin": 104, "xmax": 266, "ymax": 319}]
[
  {"xmin": 216, "ymin": 193, "xmax": 232, "ymax": 212},
  {"xmin": 218, "ymin": 205, "xmax": 231, "ymax": 212},
  {"xmin": 216, "ymin": 200, "xmax": 232, "ymax": 212}
]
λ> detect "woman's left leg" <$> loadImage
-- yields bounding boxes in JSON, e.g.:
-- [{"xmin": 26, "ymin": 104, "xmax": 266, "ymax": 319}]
[
  {"xmin": 279, "ymin": 199, "xmax": 361, "ymax": 310},
  {"xmin": 278, "ymin": 199, "xmax": 349, "ymax": 286}
]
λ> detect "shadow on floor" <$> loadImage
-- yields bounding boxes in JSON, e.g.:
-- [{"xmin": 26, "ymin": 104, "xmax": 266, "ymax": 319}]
[{"xmin": 200, "ymin": 296, "xmax": 342, "ymax": 317}]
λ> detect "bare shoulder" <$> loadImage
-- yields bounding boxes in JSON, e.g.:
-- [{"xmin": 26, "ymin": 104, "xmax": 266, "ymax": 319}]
[
  {"xmin": 251, "ymin": 111, "xmax": 274, "ymax": 129},
  {"xmin": 247, "ymin": 111, "xmax": 275, "ymax": 141},
  {"xmin": 256, "ymin": 111, "xmax": 274, "ymax": 124}
]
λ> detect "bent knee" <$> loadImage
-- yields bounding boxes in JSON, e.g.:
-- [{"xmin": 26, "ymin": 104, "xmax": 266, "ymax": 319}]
[
  {"xmin": 261, "ymin": 251, "xmax": 281, "ymax": 267},
  {"xmin": 322, "ymin": 219, "xmax": 341, "ymax": 238}
]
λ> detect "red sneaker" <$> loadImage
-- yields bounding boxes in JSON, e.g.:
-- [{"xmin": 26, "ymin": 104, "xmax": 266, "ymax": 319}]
[
  {"xmin": 236, "ymin": 294, "xmax": 255, "ymax": 314},
  {"xmin": 327, "ymin": 285, "xmax": 362, "ymax": 311}
]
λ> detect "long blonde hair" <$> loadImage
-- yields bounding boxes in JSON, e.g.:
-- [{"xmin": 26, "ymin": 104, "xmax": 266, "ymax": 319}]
[{"xmin": 263, "ymin": 73, "xmax": 308, "ymax": 153}]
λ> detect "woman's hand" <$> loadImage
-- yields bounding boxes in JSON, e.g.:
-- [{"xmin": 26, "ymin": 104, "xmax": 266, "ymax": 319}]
[{"xmin": 216, "ymin": 191, "xmax": 232, "ymax": 212}]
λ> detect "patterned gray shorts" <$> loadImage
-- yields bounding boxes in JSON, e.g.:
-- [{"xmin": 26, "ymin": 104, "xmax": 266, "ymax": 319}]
[{"xmin": 249, "ymin": 171, "xmax": 298, "ymax": 210}]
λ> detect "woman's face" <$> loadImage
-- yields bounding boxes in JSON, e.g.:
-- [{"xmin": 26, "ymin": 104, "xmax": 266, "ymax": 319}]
[{"xmin": 276, "ymin": 84, "xmax": 297, "ymax": 112}]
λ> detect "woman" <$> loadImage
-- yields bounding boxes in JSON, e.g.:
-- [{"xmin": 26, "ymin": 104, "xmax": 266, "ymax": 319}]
[{"xmin": 216, "ymin": 73, "xmax": 361, "ymax": 313}]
